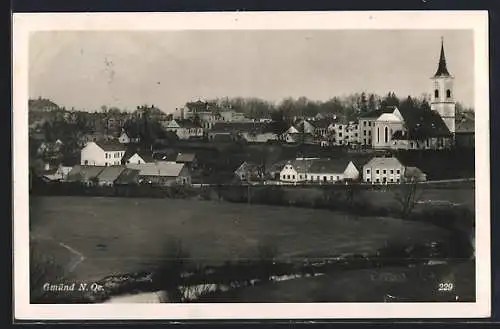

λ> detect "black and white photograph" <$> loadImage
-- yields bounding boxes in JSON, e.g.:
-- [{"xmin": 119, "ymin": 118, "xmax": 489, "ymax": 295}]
[{"xmin": 13, "ymin": 11, "xmax": 490, "ymax": 320}]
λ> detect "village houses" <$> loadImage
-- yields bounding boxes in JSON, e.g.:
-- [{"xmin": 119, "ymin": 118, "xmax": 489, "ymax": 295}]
[{"xmin": 164, "ymin": 119, "xmax": 204, "ymax": 140}]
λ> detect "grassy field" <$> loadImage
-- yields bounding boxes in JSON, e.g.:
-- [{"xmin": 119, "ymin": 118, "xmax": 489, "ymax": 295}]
[
  {"xmin": 202, "ymin": 261, "xmax": 475, "ymax": 302},
  {"xmin": 29, "ymin": 196, "xmax": 451, "ymax": 282}
]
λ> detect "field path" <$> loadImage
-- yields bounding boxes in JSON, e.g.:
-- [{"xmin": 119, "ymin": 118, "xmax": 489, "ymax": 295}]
[{"xmin": 31, "ymin": 234, "xmax": 86, "ymax": 274}]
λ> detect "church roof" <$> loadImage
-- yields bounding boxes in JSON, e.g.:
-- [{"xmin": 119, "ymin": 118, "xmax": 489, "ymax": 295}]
[
  {"xmin": 396, "ymin": 105, "xmax": 451, "ymax": 140},
  {"xmin": 434, "ymin": 39, "xmax": 452, "ymax": 77}
]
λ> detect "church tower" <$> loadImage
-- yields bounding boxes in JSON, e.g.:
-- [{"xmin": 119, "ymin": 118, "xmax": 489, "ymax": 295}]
[{"xmin": 430, "ymin": 38, "xmax": 456, "ymax": 134}]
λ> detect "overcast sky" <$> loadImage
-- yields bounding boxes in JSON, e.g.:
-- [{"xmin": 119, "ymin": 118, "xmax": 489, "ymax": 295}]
[{"xmin": 29, "ymin": 30, "xmax": 474, "ymax": 112}]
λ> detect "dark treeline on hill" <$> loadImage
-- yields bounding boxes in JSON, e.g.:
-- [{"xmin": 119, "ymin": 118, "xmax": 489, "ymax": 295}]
[{"xmin": 190, "ymin": 92, "xmax": 474, "ymax": 123}]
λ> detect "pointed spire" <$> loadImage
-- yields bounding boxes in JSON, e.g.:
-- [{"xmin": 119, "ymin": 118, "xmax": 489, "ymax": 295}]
[{"xmin": 434, "ymin": 37, "xmax": 451, "ymax": 77}]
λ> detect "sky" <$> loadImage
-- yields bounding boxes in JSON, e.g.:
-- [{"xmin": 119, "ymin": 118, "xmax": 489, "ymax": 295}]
[{"xmin": 29, "ymin": 30, "xmax": 474, "ymax": 113}]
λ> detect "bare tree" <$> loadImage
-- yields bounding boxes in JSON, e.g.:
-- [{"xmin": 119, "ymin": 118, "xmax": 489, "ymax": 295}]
[{"xmin": 394, "ymin": 181, "xmax": 420, "ymax": 219}]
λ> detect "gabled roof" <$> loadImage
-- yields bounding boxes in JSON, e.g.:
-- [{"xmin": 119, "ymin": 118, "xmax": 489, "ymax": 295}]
[
  {"xmin": 126, "ymin": 161, "xmax": 186, "ymax": 177},
  {"xmin": 455, "ymin": 118, "xmax": 475, "ymax": 133},
  {"xmin": 176, "ymin": 119, "xmax": 202, "ymax": 129},
  {"xmin": 312, "ymin": 118, "xmax": 335, "ymax": 129},
  {"xmin": 115, "ymin": 168, "xmax": 140, "ymax": 184},
  {"xmin": 308, "ymin": 159, "xmax": 355, "ymax": 174},
  {"xmin": 97, "ymin": 166, "xmax": 126, "ymax": 182},
  {"xmin": 404, "ymin": 166, "xmax": 426, "ymax": 178},
  {"xmin": 95, "ymin": 140, "xmax": 126, "ymax": 152},
  {"xmin": 122, "ymin": 150, "xmax": 155, "ymax": 163},
  {"xmin": 359, "ymin": 106, "xmax": 396, "ymax": 119},
  {"xmin": 66, "ymin": 165, "xmax": 105, "ymax": 181},
  {"xmin": 364, "ymin": 156, "xmax": 403, "ymax": 168},
  {"xmin": 285, "ymin": 159, "xmax": 315, "ymax": 173},
  {"xmin": 397, "ymin": 106, "xmax": 451, "ymax": 139},
  {"xmin": 176, "ymin": 152, "xmax": 196, "ymax": 163}
]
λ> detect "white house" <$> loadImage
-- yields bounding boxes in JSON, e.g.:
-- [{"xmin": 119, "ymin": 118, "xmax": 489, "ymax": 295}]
[
  {"xmin": 363, "ymin": 156, "xmax": 405, "ymax": 184},
  {"xmin": 279, "ymin": 158, "xmax": 316, "ymax": 183},
  {"xmin": 307, "ymin": 159, "xmax": 360, "ymax": 183},
  {"xmin": 80, "ymin": 141, "xmax": 126, "ymax": 166},
  {"xmin": 164, "ymin": 119, "xmax": 204, "ymax": 140},
  {"xmin": 279, "ymin": 158, "xmax": 360, "ymax": 184},
  {"xmin": 123, "ymin": 151, "xmax": 154, "ymax": 164}
]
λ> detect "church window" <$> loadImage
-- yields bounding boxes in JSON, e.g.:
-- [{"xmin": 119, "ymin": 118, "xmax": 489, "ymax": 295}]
[
  {"xmin": 434, "ymin": 89, "xmax": 439, "ymax": 99},
  {"xmin": 377, "ymin": 128, "xmax": 380, "ymax": 143},
  {"xmin": 446, "ymin": 89, "xmax": 451, "ymax": 98},
  {"xmin": 384, "ymin": 127, "xmax": 388, "ymax": 143}
]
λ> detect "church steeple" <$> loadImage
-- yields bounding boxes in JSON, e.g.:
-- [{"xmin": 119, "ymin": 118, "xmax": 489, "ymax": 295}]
[{"xmin": 434, "ymin": 38, "xmax": 451, "ymax": 77}]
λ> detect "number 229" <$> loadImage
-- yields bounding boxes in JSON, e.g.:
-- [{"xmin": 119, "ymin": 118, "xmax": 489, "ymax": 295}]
[{"xmin": 438, "ymin": 282, "xmax": 454, "ymax": 291}]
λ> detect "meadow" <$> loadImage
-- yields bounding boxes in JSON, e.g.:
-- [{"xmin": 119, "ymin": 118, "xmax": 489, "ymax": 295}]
[{"xmin": 29, "ymin": 196, "xmax": 451, "ymax": 282}]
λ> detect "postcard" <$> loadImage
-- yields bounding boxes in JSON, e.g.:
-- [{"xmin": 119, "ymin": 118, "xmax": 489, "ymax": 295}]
[{"xmin": 13, "ymin": 10, "xmax": 490, "ymax": 320}]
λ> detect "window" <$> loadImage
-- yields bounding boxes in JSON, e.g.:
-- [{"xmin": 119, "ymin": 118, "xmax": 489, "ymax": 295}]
[
  {"xmin": 368, "ymin": 122, "xmax": 371, "ymax": 127},
  {"xmin": 287, "ymin": 175, "xmax": 290, "ymax": 179},
  {"xmin": 384, "ymin": 127, "xmax": 388, "ymax": 143},
  {"xmin": 355, "ymin": 133, "xmax": 358, "ymax": 137},
  {"xmin": 390, "ymin": 169, "xmax": 394, "ymax": 174},
  {"xmin": 339, "ymin": 133, "xmax": 342, "ymax": 137},
  {"xmin": 396, "ymin": 169, "xmax": 400, "ymax": 174},
  {"xmin": 292, "ymin": 175, "xmax": 295, "ymax": 179},
  {"xmin": 364, "ymin": 131, "xmax": 366, "ymax": 136},
  {"xmin": 367, "ymin": 178, "xmax": 371, "ymax": 182},
  {"xmin": 376, "ymin": 178, "xmax": 380, "ymax": 183},
  {"xmin": 366, "ymin": 169, "xmax": 370, "ymax": 174},
  {"xmin": 435, "ymin": 89, "xmax": 439, "ymax": 98},
  {"xmin": 317, "ymin": 176, "xmax": 320, "ymax": 180},
  {"xmin": 84, "ymin": 160, "xmax": 88, "ymax": 165},
  {"xmin": 368, "ymin": 131, "xmax": 371, "ymax": 136},
  {"xmin": 337, "ymin": 176, "xmax": 340, "ymax": 180},
  {"xmin": 390, "ymin": 178, "xmax": 393, "ymax": 182},
  {"xmin": 282, "ymin": 175, "xmax": 285, "ymax": 180},
  {"xmin": 338, "ymin": 125, "xmax": 342, "ymax": 129},
  {"xmin": 364, "ymin": 138, "xmax": 367, "ymax": 144},
  {"xmin": 363, "ymin": 121, "xmax": 367, "ymax": 127},
  {"xmin": 323, "ymin": 176, "xmax": 327, "ymax": 182},
  {"xmin": 446, "ymin": 89, "xmax": 451, "ymax": 98},
  {"xmin": 105, "ymin": 162, "xmax": 108, "ymax": 166},
  {"xmin": 330, "ymin": 176, "xmax": 333, "ymax": 180},
  {"xmin": 377, "ymin": 128, "xmax": 380, "ymax": 143},
  {"xmin": 376, "ymin": 169, "xmax": 379, "ymax": 174},
  {"xmin": 299, "ymin": 175, "xmax": 302, "ymax": 179}
]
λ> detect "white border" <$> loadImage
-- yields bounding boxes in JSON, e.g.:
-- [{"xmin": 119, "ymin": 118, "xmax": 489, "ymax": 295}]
[{"xmin": 13, "ymin": 11, "xmax": 490, "ymax": 320}]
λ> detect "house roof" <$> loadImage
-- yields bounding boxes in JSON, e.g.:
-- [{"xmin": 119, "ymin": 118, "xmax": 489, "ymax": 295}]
[
  {"xmin": 404, "ymin": 166, "xmax": 426, "ymax": 178},
  {"xmin": 235, "ymin": 161, "xmax": 261, "ymax": 173},
  {"xmin": 122, "ymin": 149, "xmax": 155, "ymax": 163},
  {"xmin": 287, "ymin": 159, "xmax": 315, "ymax": 173},
  {"xmin": 176, "ymin": 119, "xmax": 202, "ymax": 129},
  {"xmin": 377, "ymin": 112, "xmax": 403, "ymax": 122},
  {"xmin": 359, "ymin": 106, "xmax": 396, "ymax": 119},
  {"xmin": 95, "ymin": 140, "xmax": 126, "ymax": 151},
  {"xmin": 126, "ymin": 161, "xmax": 186, "ymax": 177},
  {"xmin": 211, "ymin": 122, "xmax": 273, "ymax": 134},
  {"xmin": 308, "ymin": 159, "xmax": 355, "ymax": 174},
  {"xmin": 97, "ymin": 166, "xmax": 126, "ymax": 182},
  {"xmin": 66, "ymin": 165, "xmax": 105, "ymax": 181},
  {"xmin": 312, "ymin": 118, "xmax": 335, "ymax": 129},
  {"xmin": 364, "ymin": 156, "xmax": 403, "ymax": 168},
  {"xmin": 396, "ymin": 105, "xmax": 451, "ymax": 139},
  {"xmin": 455, "ymin": 118, "xmax": 475, "ymax": 133},
  {"xmin": 176, "ymin": 152, "xmax": 196, "ymax": 163},
  {"xmin": 114, "ymin": 168, "xmax": 140, "ymax": 184}
]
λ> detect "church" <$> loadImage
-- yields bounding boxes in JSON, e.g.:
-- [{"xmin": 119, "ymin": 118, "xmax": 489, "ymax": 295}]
[{"xmin": 371, "ymin": 39, "xmax": 456, "ymax": 150}]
